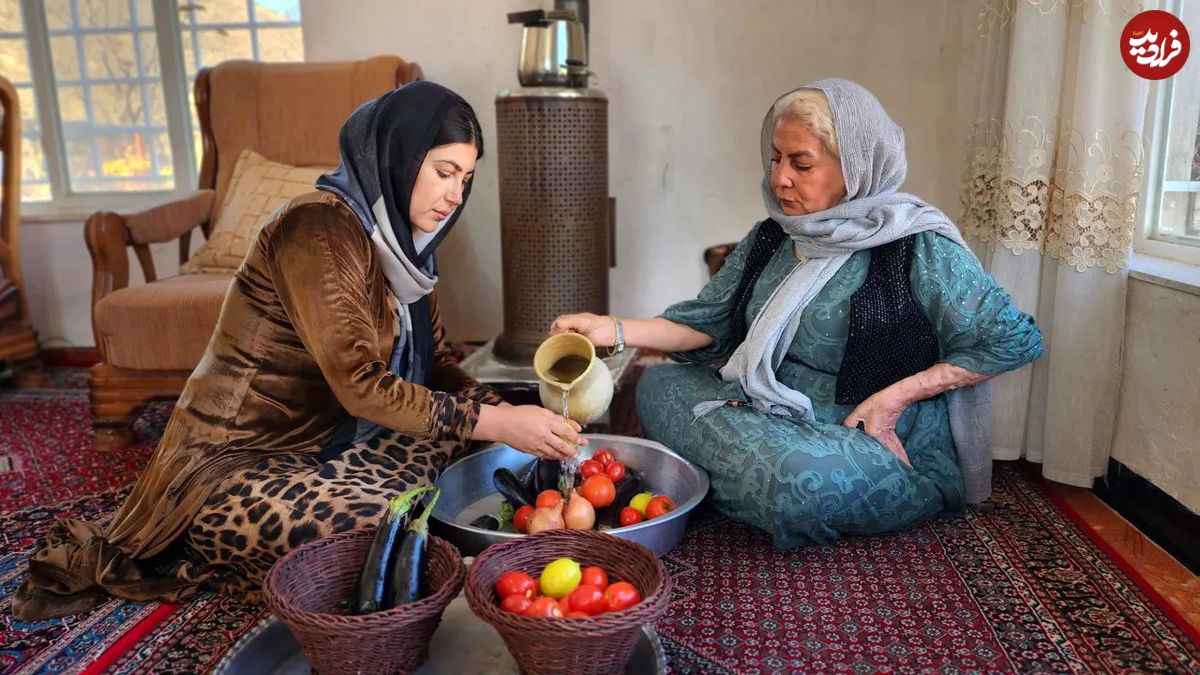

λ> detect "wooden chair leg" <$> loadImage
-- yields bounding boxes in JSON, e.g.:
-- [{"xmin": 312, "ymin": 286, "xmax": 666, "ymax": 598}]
[
  {"xmin": 10, "ymin": 355, "xmax": 44, "ymax": 388},
  {"xmin": 91, "ymin": 385, "xmax": 145, "ymax": 453},
  {"xmin": 89, "ymin": 363, "xmax": 189, "ymax": 452},
  {"xmin": 0, "ymin": 324, "xmax": 40, "ymax": 387},
  {"xmin": 93, "ymin": 421, "xmax": 137, "ymax": 453}
]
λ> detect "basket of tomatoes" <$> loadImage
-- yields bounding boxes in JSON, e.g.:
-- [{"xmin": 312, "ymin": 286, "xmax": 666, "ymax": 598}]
[{"xmin": 464, "ymin": 528, "xmax": 670, "ymax": 675}]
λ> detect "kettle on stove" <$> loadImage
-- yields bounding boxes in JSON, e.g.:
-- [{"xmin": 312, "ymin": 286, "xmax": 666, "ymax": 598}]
[{"xmin": 507, "ymin": 8, "xmax": 590, "ymax": 88}]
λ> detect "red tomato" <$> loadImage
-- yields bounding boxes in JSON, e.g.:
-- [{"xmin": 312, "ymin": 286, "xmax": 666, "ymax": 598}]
[
  {"xmin": 568, "ymin": 584, "xmax": 606, "ymax": 615},
  {"xmin": 603, "ymin": 581, "xmax": 642, "ymax": 612},
  {"xmin": 536, "ymin": 490, "xmax": 563, "ymax": 509},
  {"xmin": 645, "ymin": 495, "xmax": 677, "ymax": 520},
  {"xmin": 605, "ymin": 461, "xmax": 626, "ymax": 483},
  {"xmin": 580, "ymin": 566, "xmax": 609, "ymax": 589},
  {"xmin": 565, "ymin": 610, "xmax": 590, "ymax": 619},
  {"xmin": 577, "ymin": 474, "xmax": 616, "ymax": 508},
  {"xmin": 525, "ymin": 596, "xmax": 563, "ymax": 618},
  {"xmin": 513, "ymin": 505, "xmax": 535, "ymax": 532},
  {"xmin": 500, "ymin": 594, "xmax": 533, "ymax": 614},
  {"xmin": 495, "ymin": 570, "xmax": 537, "ymax": 599},
  {"xmin": 558, "ymin": 595, "xmax": 573, "ymax": 615},
  {"xmin": 618, "ymin": 507, "xmax": 644, "ymax": 527},
  {"xmin": 593, "ymin": 449, "xmax": 616, "ymax": 468},
  {"xmin": 579, "ymin": 459, "xmax": 604, "ymax": 479}
]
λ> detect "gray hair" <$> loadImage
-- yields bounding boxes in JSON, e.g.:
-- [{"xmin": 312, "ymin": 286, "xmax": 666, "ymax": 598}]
[{"xmin": 772, "ymin": 89, "xmax": 839, "ymax": 158}]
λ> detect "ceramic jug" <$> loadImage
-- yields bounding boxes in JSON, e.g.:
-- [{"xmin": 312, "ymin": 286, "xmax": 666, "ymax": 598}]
[{"xmin": 533, "ymin": 332, "xmax": 613, "ymax": 424}]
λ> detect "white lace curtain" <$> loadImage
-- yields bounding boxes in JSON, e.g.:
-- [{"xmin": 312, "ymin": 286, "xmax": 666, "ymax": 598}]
[{"xmin": 957, "ymin": 0, "xmax": 1150, "ymax": 486}]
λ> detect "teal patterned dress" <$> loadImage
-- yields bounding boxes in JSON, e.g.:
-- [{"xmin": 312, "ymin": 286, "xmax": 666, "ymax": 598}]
[{"xmin": 636, "ymin": 223, "xmax": 1043, "ymax": 549}]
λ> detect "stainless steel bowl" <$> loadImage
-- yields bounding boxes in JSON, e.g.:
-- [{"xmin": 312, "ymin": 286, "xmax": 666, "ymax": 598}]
[{"xmin": 431, "ymin": 434, "xmax": 709, "ymax": 557}]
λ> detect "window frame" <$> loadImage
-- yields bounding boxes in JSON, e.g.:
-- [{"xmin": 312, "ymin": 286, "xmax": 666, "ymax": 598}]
[
  {"xmin": 1134, "ymin": 0, "xmax": 1200, "ymax": 266},
  {"xmin": 15, "ymin": 0, "xmax": 301, "ymax": 219}
]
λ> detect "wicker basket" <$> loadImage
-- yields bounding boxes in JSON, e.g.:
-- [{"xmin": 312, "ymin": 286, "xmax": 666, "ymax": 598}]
[
  {"xmin": 465, "ymin": 529, "xmax": 671, "ymax": 675},
  {"xmin": 262, "ymin": 528, "xmax": 465, "ymax": 675}
]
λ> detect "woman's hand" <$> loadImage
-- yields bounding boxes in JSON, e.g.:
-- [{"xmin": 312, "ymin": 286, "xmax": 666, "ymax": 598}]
[
  {"xmin": 549, "ymin": 313, "xmax": 616, "ymax": 349},
  {"xmin": 552, "ymin": 315, "xmax": 713, "ymax": 354},
  {"xmin": 843, "ymin": 386, "xmax": 912, "ymax": 467},
  {"xmin": 474, "ymin": 404, "xmax": 585, "ymax": 460}
]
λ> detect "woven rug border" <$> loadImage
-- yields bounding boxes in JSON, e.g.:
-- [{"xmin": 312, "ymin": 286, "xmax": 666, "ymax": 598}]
[{"xmin": 1026, "ymin": 464, "xmax": 1200, "ymax": 646}]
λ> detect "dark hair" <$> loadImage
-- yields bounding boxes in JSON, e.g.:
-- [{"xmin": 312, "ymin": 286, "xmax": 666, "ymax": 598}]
[{"xmin": 432, "ymin": 98, "xmax": 484, "ymax": 159}]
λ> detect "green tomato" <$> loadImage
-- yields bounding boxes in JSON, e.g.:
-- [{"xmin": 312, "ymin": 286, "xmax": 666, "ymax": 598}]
[
  {"xmin": 628, "ymin": 492, "xmax": 655, "ymax": 515},
  {"xmin": 539, "ymin": 557, "xmax": 582, "ymax": 599}
]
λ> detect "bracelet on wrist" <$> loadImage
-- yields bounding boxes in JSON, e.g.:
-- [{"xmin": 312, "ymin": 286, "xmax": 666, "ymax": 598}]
[{"xmin": 605, "ymin": 316, "xmax": 625, "ymax": 357}]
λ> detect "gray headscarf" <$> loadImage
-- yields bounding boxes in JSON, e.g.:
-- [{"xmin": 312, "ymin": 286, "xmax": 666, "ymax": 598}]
[{"xmin": 697, "ymin": 78, "xmax": 993, "ymax": 504}]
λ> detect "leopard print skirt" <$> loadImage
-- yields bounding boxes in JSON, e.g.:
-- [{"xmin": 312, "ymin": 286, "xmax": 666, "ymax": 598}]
[{"xmin": 184, "ymin": 431, "xmax": 465, "ymax": 603}]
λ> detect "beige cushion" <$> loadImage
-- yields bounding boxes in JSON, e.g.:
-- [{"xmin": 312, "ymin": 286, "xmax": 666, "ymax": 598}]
[
  {"xmin": 182, "ymin": 150, "xmax": 329, "ymax": 273},
  {"xmin": 94, "ymin": 274, "xmax": 233, "ymax": 370}
]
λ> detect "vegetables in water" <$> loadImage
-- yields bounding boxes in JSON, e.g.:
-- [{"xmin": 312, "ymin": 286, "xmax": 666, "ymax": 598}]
[
  {"xmin": 562, "ymin": 491, "xmax": 596, "ymax": 530},
  {"xmin": 536, "ymin": 459, "xmax": 561, "ymax": 496},
  {"xmin": 492, "ymin": 468, "xmax": 535, "ymax": 508},
  {"xmin": 577, "ymin": 474, "xmax": 616, "ymax": 508},
  {"xmin": 596, "ymin": 468, "xmax": 642, "ymax": 528},
  {"xmin": 512, "ymin": 505, "xmax": 535, "ymax": 532},
  {"xmin": 469, "ymin": 514, "xmax": 500, "ymax": 531},
  {"xmin": 526, "ymin": 501, "xmax": 564, "ymax": 534},
  {"xmin": 628, "ymin": 492, "xmax": 655, "ymax": 516},
  {"xmin": 536, "ymin": 489, "xmax": 564, "ymax": 509}
]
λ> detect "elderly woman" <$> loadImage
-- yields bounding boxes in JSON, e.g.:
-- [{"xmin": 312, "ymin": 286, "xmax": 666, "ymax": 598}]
[
  {"xmin": 15, "ymin": 82, "xmax": 583, "ymax": 620},
  {"xmin": 553, "ymin": 79, "xmax": 1042, "ymax": 548}
]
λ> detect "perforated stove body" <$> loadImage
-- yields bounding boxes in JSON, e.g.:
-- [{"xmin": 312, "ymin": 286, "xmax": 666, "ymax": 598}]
[{"xmin": 493, "ymin": 87, "xmax": 611, "ymax": 364}]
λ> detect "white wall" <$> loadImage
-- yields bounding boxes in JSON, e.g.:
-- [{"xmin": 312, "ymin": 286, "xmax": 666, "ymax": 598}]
[
  {"xmin": 1111, "ymin": 279, "xmax": 1200, "ymax": 513},
  {"xmin": 300, "ymin": 0, "xmax": 976, "ymax": 341}
]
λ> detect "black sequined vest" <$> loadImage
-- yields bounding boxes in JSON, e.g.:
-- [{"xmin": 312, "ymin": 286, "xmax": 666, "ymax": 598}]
[{"xmin": 728, "ymin": 220, "xmax": 940, "ymax": 406}]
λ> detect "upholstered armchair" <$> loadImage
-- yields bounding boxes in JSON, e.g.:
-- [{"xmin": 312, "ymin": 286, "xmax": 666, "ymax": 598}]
[
  {"xmin": 85, "ymin": 56, "xmax": 423, "ymax": 451},
  {"xmin": 0, "ymin": 75, "xmax": 40, "ymax": 384}
]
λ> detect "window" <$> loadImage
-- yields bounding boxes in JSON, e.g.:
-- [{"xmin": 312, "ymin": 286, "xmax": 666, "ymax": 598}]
[
  {"xmin": 1139, "ymin": 0, "xmax": 1200, "ymax": 262},
  {"xmin": 2, "ymin": 0, "xmax": 302, "ymax": 207}
]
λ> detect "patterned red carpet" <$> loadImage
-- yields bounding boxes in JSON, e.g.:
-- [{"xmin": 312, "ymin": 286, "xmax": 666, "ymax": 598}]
[
  {"xmin": 2, "ymin": 365, "xmax": 1198, "ymax": 674},
  {"xmin": 1, "ymin": 385, "xmax": 269, "ymax": 675}
]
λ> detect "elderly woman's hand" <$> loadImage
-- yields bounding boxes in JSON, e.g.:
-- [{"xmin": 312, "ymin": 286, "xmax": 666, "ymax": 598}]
[
  {"xmin": 550, "ymin": 313, "xmax": 617, "ymax": 348},
  {"xmin": 844, "ymin": 386, "xmax": 912, "ymax": 467}
]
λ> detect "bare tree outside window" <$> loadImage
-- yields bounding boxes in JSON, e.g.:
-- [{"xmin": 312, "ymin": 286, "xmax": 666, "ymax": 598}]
[
  {"xmin": 44, "ymin": 0, "xmax": 174, "ymax": 193},
  {"xmin": 5, "ymin": 0, "xmax": 302, "ymax": 204},
  {"xmin": 178, "ymin": 0, "xmax": 302, "ymax": 171}
]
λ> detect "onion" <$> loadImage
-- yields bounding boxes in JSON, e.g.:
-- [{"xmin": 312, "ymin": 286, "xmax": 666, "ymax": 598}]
[
  {"xmin": 562, "ymin": 491, "xmax": 596, "ymax": 530},
  {"xmin": 527, "ymin": 501, "xmax": 564, "ymax": 534}
]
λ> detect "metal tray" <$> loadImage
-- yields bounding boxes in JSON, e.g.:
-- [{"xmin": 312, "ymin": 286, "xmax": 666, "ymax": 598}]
[
  {"xmin": 212, "ymin": 592, "xmax": 666, "ymax": 675},
  {"xmin": 430, "ymin": 434, "xmax": 710, "ymax": 557}
]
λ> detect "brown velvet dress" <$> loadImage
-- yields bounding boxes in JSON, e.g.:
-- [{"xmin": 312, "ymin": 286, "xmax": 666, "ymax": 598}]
[{"xmin": 14, "ymin": 192, "xmax": 501, "ymax": 619}]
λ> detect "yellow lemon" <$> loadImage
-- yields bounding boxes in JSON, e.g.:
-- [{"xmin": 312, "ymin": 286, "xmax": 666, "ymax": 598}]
[
  {"xmin": 539, "ymin": 558, "xmax": 581, "ymax": 599},
  {"xmin": 629, "ymin": 492, "xmax": 655, "ymax": 515}
]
